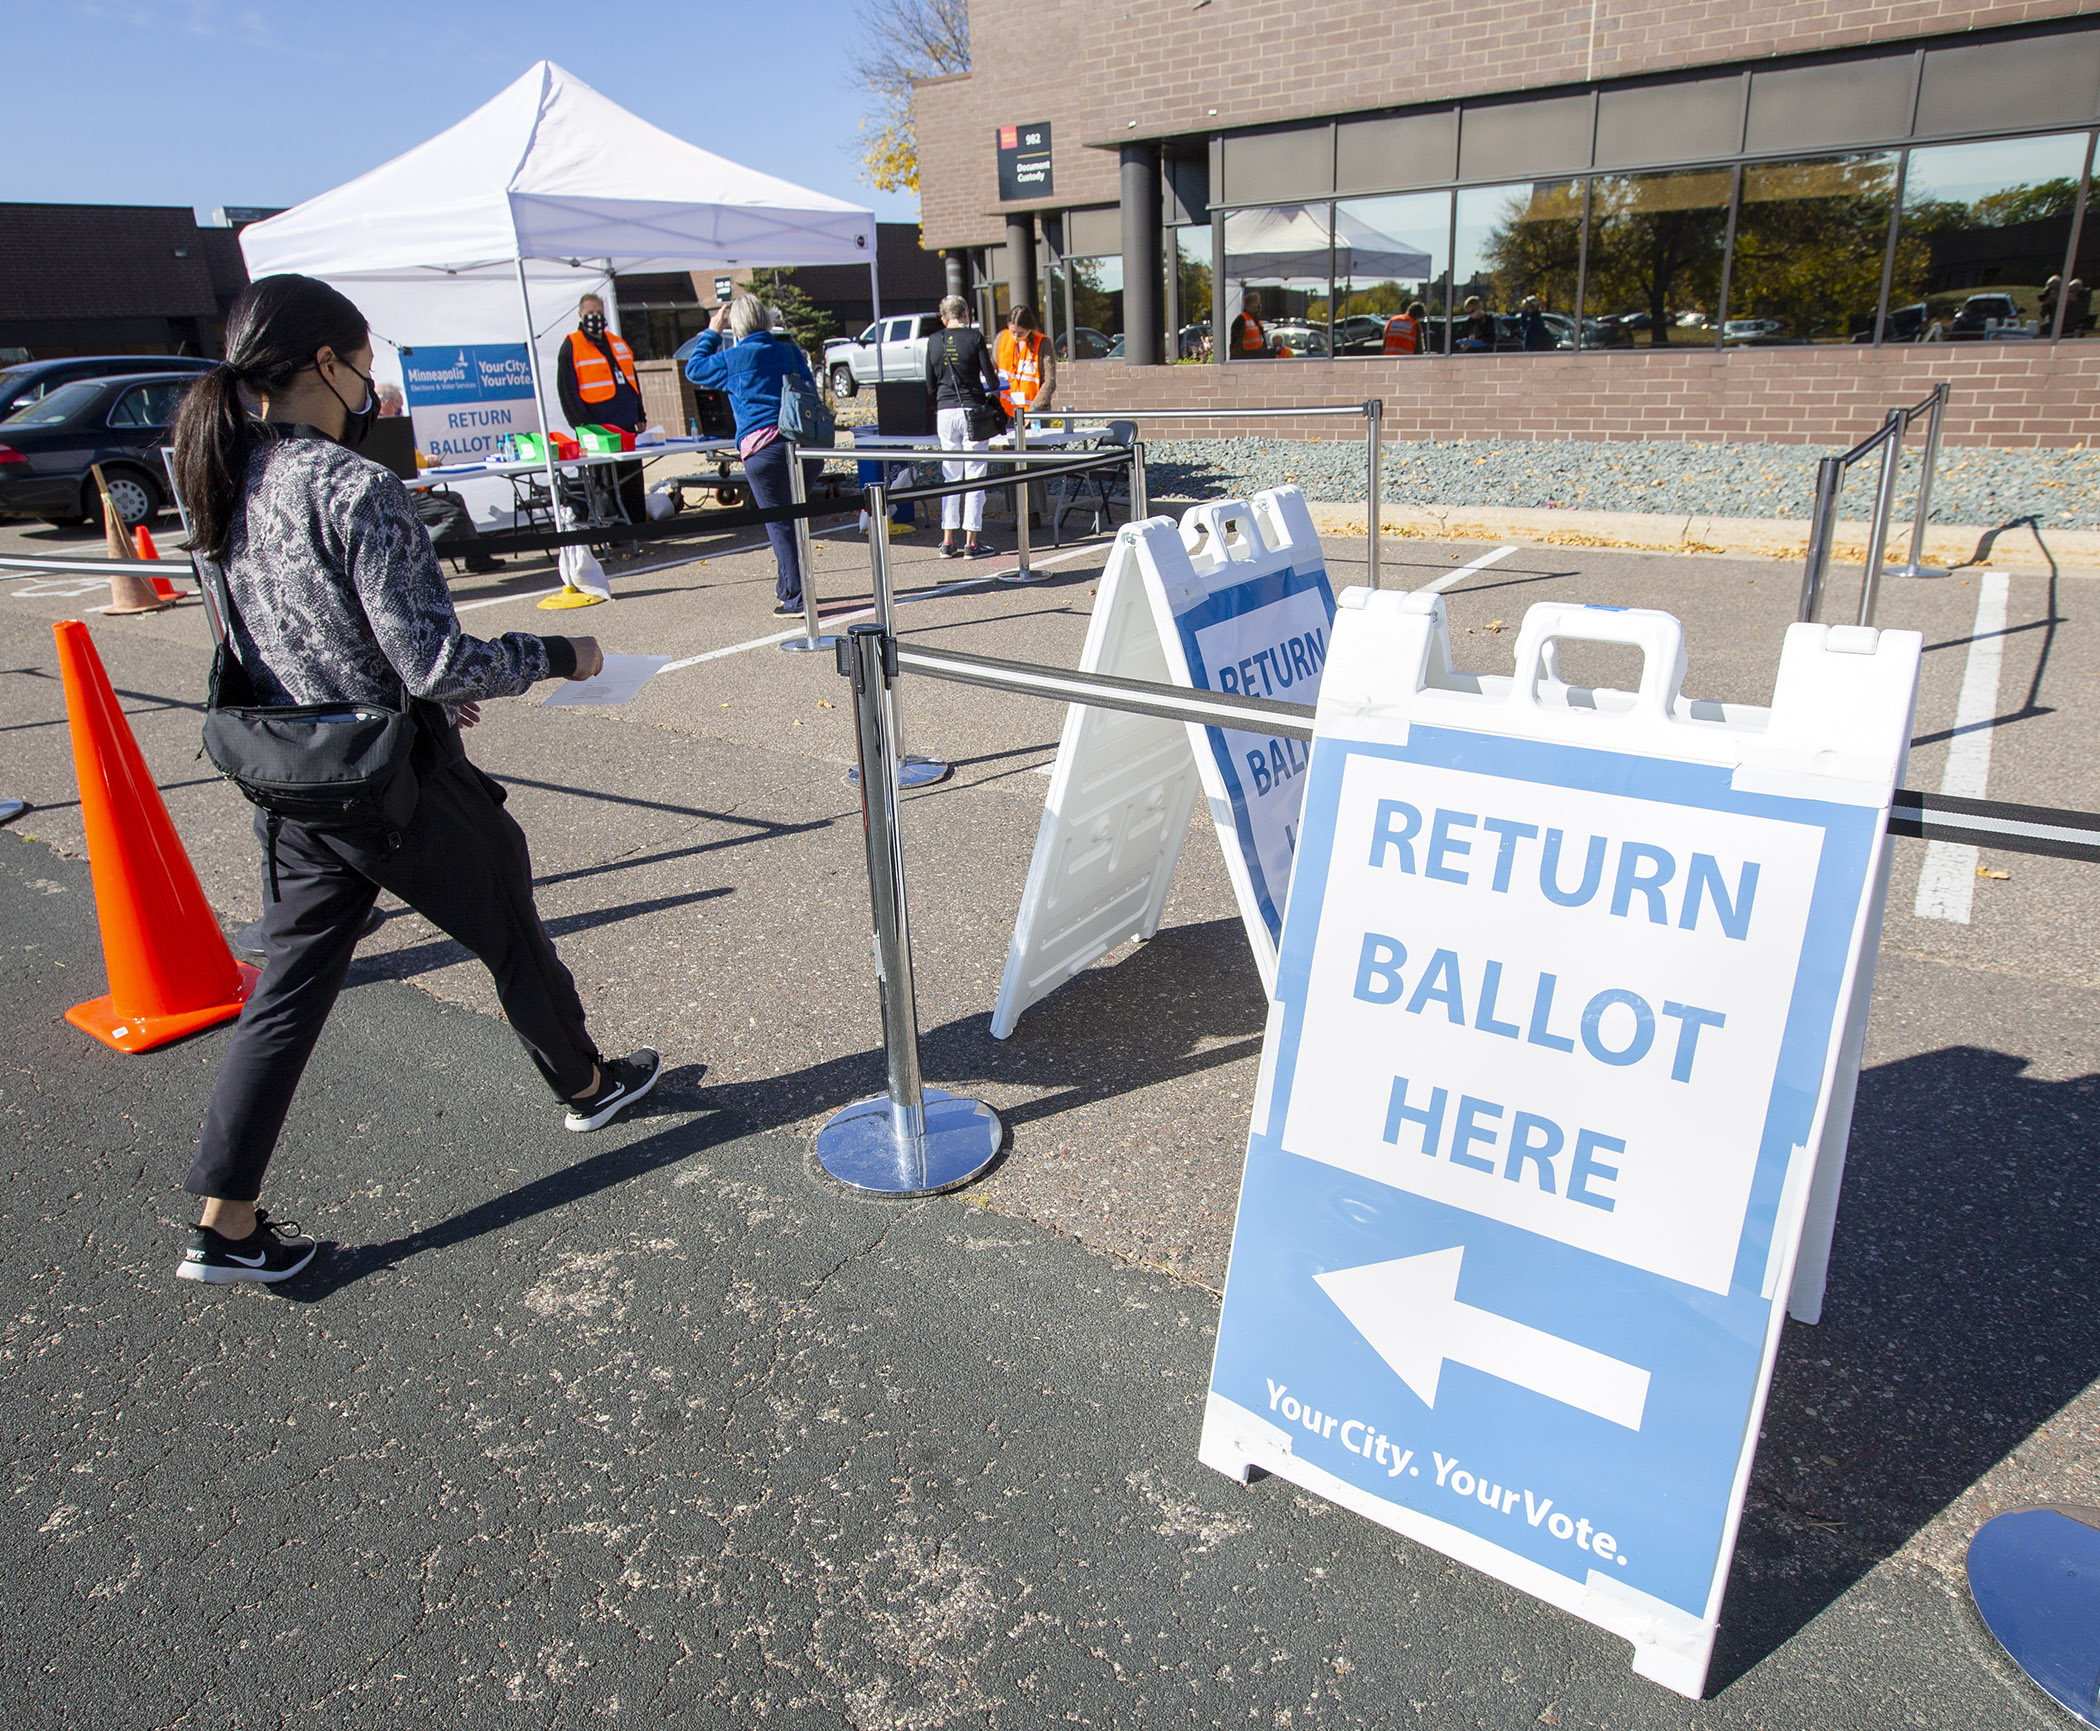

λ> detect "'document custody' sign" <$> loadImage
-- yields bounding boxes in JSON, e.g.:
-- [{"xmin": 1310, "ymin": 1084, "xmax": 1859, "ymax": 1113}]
[
  {"xmin": 997, "ymin": 122, "xmax": 1052, "ymax": 200},
  {"xmin": 1202, "ymin": 594, "xmax": 1919, "ymax": 1697},
  {"xmin": 398, "ymin": 343, "xmax": 540, "ymax": 463}
]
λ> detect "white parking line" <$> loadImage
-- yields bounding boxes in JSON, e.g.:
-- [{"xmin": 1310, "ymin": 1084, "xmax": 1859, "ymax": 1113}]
[
  {"xmin": 1913, "ymin": 569, "xmax": 2011, "ymax": 924},
  {"xmin": 1420, "ymin": 545, "xmax": 1519, "ymax": 593}
]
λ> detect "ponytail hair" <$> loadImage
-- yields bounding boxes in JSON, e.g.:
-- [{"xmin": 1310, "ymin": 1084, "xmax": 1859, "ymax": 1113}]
[{"xmin": 171, "ymin": 274, "xmax": 370, "ymax": 557}]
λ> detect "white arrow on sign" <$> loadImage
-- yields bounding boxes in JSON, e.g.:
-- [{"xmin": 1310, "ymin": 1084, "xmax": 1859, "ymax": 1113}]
[{"xmin": 1315, "ymin": 1247, "xmax": 1650, "ymax": 1431}]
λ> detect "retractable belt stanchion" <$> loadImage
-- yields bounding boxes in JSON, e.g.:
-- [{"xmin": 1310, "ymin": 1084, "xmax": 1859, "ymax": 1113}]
[
  {"xmin": 1885, "ymin": 381, "xmax": 1952, "ymax": 583},
  {"xmin": 777, "ymin": 440, "xmax": 838, "ymax": 654},
  {"xmin": 814, "ymin": 620, "xmax": 1003, "ymax": 1195},
  {"xmin": 1130, "ymin": 437, "xmax": 1149, "ymax": 522},
  {"xmin": 846, "ymin": 481, "xmax": 951, "ymax": 790},
  {"xmin": 1857, "ymin": 407, "xmax": 1907, "ymax": 629},
  {"xmin": 998, "ymin": 413, "xmax": 1042, "ymax": 584},
  {"xmin": 1365, "ymin": 397, "xmax": 1384, "ymax": 589},
  {"xmin": 1797, "ymin": 456, "xmax": 1844, "ymax": 623}
]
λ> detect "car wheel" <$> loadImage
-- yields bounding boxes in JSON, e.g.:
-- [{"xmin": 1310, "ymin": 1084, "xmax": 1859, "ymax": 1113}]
[
  {"xmin": 830, "ymin": 365, "xmax": 857, "ymax": 399},
  {"xmin": 90, "ymin": 467, "xmax": 161, "ymax": 528}
]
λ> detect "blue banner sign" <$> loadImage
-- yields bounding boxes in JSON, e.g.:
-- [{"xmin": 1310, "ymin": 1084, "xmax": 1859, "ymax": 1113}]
[{"xmin": 398, "ymin": 343, "xmax": 540, "ymax": 462}]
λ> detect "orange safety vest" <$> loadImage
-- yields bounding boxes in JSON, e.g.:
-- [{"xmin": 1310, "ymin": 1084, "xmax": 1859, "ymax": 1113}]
[
  {"xmin": 1235, "ymin": 312, "xmax": 1266, "ymax": 354},
  {"xmin": 1383, "ymin": 316, "xmax": 1420, "ymax": 355},
  {"xmin": 567, "ymin": 328, "xmax": 640, "ymax": 404},
  {"xmin": 994, "ymin": 327, "xmax": 1048, "ymax": 416}
]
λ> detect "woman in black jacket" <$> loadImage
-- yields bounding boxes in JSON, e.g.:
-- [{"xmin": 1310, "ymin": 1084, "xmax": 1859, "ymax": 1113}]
[
  {"xmin": 167, "ymin": 274, "xmax": 662, "ymax": 1286},
  {"xmin": 925, "ymin": 295, "xmax": 1003, "ymax": 558}
]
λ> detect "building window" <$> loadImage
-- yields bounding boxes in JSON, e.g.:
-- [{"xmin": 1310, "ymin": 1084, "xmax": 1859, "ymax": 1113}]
[
  {"xmin": 1727, "ymin": 154, "xmax": 1899, "ymax": 346},
  {"xmin": 1331, "ymin": 193, "xmax": 1452, "ymax": 353},
  {"xmin": 1173, "ymin": 228, "xmax": 1213, "ymax": 359},
  {"xmin": 1066, "ymin": 255, "xmax": 1122, "ymax": 358},
  {"xmin": 1222, "ymin": 205, "xmax": 1332, "ymax": 358},
  {"xmin": 1887, "ymin": 133, "xmax": 2088, "ymax": 341},
  {"xmin": 1452, "ymin": 180, "xmax": 1582, "ymax": 351},
  {"xmin": 1584, "ymin": 168, "xmax": 1731, "ymax": 348}
]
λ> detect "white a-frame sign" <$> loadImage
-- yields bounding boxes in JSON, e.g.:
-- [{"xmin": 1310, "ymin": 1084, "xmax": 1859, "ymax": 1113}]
[
  {"xmin": 1201, "ymin": 590, "xmax": 1920, "ymax": 1696},
  {"xmin": 991, "ymin": 487, "xmax": 1337, "ymax": 1039}
]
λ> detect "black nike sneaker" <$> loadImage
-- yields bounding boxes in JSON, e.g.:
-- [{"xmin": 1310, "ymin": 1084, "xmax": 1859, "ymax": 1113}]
[
  {"xmin": 177, "ymin": 1211, "xmax": 318, "ymax": 1285},
  {"xmin": 564, "ymin": 1049, "xmax": 664, "ymax": 1132}
]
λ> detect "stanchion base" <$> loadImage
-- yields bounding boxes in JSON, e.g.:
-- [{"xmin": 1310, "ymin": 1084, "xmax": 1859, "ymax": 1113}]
[
  {"xmin": 538, "ymin": 589, "xmax": 609, "ymax": 610},
  {"xmin": 778, "ymin": 634, "xmax": 840, "ymax": 653},
  {"xmin": 815, "ymin": 1088, "xmax": 1004, "ymax": 1195},
  {"xmin": 0, "ymin": 799, "xmax": 25, "ymax": 826},
  {"xmin": 1883, "ymin": 563, "xmax": 1950, "ymax": 580},
  {"xmin": 846, "ymin": 755, "xmax": 951, "ymax": 790},
  {"xmin": 995, "ymin": 566, "xmax": 1048, "ymax": 584}
]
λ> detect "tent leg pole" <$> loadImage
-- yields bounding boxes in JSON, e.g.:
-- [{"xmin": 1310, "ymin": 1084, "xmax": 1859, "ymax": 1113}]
[
  {"xmin": 516, "ymin": 259, "xmax": 603, "ymax": 608},
  {"xmin": 869, "ymin": 254, "xmax": 884, "ymax": 388}
]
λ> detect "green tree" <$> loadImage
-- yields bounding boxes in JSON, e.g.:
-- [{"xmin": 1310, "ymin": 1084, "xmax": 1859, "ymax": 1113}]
[
  {"xmin": 746, "ymin": 269, "xmax": 839, "ymax": 356},
  {"xmin": 1731, "ymin": 156, "xmax": 1899, "ymax": 342}
]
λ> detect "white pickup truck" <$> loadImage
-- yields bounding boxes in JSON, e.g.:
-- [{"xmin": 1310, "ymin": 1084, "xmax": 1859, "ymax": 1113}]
[{"xmin": 822, "ymin": 313, "xmax": 944, "ymax": 397}]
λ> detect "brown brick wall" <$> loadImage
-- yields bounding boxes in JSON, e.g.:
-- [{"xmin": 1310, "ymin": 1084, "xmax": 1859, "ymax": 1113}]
[
  {"xmin": 1055, "ymin": 344, "xmax": 2100, "ymax": 447},
  {"xmin": 916, "ymin": 0, "xmax": 2100, "ymax": 248}
]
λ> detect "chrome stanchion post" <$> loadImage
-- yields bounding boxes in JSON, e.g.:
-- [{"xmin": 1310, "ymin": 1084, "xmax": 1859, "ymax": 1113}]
[
  {"xmin": 1365, "ymin": 398, "xmax": 1384, "ymax": 590},
  {"xmin": 1130, "ymin": 436, "xmax": 1149, "ymax": 521},
  {"xmin": 847, "ymin": 481, "xmax": 950, "ymax": 790},
  {"xmin": 1886, "ymin": 381, "xmax": 1951, "ymax": 581},
  {"xmin": 777, "ymin": 440, "xmax": 838, "ymax": 654},
  {"xmin": 1798, "ymin": 456, "xmax": 1843, "ymax": 624},
  {"xmin": 998, "ymin": 411, "xmax": 1043, "ymax": 584},
  {"xmin": 1858, "ymin": 409, "xmax": 1905, "ymax": 629},
  {"xmin": 814, "ymin": 620, "xmax": 1002, "ymax": 1195}
]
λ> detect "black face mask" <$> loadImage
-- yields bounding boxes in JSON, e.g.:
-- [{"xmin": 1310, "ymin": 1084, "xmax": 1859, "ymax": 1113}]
[
  {"xmin": 580, "ymin": 311, "xmax": 607, "ymax": 339},
  {"xmin": 321, "ymin": 358, "xmax": 379, "ymax": 449}
]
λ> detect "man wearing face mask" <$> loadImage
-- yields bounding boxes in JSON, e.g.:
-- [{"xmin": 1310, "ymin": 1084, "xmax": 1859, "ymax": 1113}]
[{"xmin": 556, "ymin": 293, "xmax": 647, "ymax": 525}]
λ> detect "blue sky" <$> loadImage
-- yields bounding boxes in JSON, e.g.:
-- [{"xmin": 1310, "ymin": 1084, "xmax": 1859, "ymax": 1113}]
[{"xmin": 1, "ymin": 0, "xmax": 918, "ymax": 227}]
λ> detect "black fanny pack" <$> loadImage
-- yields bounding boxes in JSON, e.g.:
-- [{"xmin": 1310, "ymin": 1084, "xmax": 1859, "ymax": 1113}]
[{"xmin": 195, "ymin": 551, "xmax": 426, "ymax": 889}]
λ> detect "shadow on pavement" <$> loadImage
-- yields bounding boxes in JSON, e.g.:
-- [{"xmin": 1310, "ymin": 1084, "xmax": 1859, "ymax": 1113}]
[{"xmin": 1711, "ymin": 1045, "xmax": 2100, "ymax": 1688}]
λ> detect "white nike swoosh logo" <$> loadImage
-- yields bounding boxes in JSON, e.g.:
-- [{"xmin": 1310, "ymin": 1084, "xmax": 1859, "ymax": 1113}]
[{"xmin": 225, "ymin": 1250, "xmax": 270, "ymax": 1267}]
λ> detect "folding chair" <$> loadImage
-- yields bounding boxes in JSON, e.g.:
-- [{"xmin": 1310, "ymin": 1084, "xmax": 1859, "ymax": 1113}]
[{"xmin": 1049, "ymin": 420, "xmax": 1138, "ymax": 546}]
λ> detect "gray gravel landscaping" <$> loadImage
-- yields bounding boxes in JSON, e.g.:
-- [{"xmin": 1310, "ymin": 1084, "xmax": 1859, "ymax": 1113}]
[{"xmin": 1143, "ymin": 436, "xmax": 2100, "ymax": 527}]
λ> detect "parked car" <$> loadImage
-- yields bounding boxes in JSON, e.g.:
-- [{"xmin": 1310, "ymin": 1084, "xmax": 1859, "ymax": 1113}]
[
  {"xmin": 1058, "ymin": 326, "xmax": 1117, "ymax": 361},
  {"xmin": 1722, "ymin": 318, "xmax": 1784, "ymax": 343},
  {"xmin": 0, "ymin": 353, "xmax": 214, "ymax": 422},
  {"xmin": 1177, "ymin": 320, "xmax": 1211, "ymax": 359},
  {"xmin": 0, "ymin": 372, "xmax": 203, "ymax": 526},
  {"xmin": 820, "ymin": 313, "xmax": 944, "ymax": 396},
  {"xmin": 1333, "ymin": 314, "xmax": 1392, "ymax": 354},
  {"xmin": 1267, "ymin": 323, "xmax": 1330, "ymax": 357},
  {"xmin": 1950, "ymin": 293, "xmax": 2022, "ymax": 339}
]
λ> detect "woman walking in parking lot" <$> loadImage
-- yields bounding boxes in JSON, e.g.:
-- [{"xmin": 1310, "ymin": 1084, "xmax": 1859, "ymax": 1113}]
[{"xmin": 167, "ymin": 273, "xmax": 661, "ymax": 1286}]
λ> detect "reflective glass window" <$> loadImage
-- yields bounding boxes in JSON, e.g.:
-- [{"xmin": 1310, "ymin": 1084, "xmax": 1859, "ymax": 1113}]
[
  {"xmin": 1175, "ymin": 228, "xmax": 1213, "ymax": 361},
  {"xmin": 1331, "ymin": 193, "xmax": 1452, "ymax": 355},
  {"xmin": 1452, "ymin": 181, "xmax": 1582, "ymax": 353},
  {"xmin": 1583, "ymin": 168, "xmax": 1731, "ymax": 349},
  {"xmin": 1887, "ymin": 133, "xmax": 2087, "ymax": 342},
  {"xmin": 1066, "ymin": 256, "xmax": 1122, "ymax": 359},
  {"xmin": 1222, "ymin": 205, "xmax": 1332, "ymax": 359},
  {"xmin": 1728, "ymin": 153, "xmax": 1898, "ymax": 346}
]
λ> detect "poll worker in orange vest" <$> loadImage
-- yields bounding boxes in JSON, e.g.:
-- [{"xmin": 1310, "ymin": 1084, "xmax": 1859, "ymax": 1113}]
[
  {"xmin": 1229, "ymin": 289, "xmax": 1271, "ymax": 359},
  {"xmin": 1382, "ymin": 300, "xmax": 1428, "ymax": 356},
  {"xmin": 994, "ymin": 304, "xmax": 1056, "ymax": 526},
  {"xmin": 556, "ymin": 292, "xmax": 647, "ymax": 524}
]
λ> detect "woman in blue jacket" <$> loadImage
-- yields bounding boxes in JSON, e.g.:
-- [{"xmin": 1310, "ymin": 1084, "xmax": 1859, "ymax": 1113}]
[{"xmin": 683, "ymin": 295, "xmax": 821, "ymax": 613}]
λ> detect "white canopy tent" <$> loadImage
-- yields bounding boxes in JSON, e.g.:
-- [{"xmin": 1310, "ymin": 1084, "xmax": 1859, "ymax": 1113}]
[
  {"xmin": 241, "ymin": 58, "xmax": 879, "ymax": 572},
  {"xmin": 1222, "ymin": 204, "xmax": 1434, "ymax": 287}
]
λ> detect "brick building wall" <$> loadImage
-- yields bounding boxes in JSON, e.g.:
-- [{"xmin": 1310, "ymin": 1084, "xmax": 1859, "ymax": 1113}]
[
  {"xmin": 1060, "ymin": 345, "xmax": 2100, "ymax": 447},
  {"xmin": 917, "ymin": 0, "xmax": 2097, "ymax": 248}
]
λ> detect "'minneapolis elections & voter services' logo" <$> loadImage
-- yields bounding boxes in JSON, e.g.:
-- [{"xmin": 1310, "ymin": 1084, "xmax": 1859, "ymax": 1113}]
[{"xmin": 398, "ymin": 342, "xmax": 540, "ymax": 461}]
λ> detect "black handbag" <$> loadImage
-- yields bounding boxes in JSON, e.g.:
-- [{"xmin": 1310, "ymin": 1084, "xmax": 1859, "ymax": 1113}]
[{"xmin": 194, "ymin": 550, "xmax": 425, "ymax": 892}]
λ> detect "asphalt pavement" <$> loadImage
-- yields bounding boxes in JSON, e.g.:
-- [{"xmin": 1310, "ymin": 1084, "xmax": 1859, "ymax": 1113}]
[{"xmin": 1, "ymin": 491, "xmax": 2096, "ymax": 1726}]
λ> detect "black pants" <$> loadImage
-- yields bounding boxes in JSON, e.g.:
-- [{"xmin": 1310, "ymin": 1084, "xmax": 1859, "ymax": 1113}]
[
  {"xmin": 414, "ymin": 488, "xmax": 499, "ymax": 573},
  {"xmin": 186, "ymin": 758, "xmax": 600, "ymax": 1202},
  {"xmin": 743, "ymin": 438, "xmax": 821, "ymax": 606}
]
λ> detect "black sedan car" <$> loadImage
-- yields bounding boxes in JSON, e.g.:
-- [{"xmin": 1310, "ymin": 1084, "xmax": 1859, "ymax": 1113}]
[
  {"xmin": 0, "ymin": 354, "xmax": 213, "ymax": 421},
  {"xmin": 0, "ymin": 372, "xmax": 201, "ymax": 527}
]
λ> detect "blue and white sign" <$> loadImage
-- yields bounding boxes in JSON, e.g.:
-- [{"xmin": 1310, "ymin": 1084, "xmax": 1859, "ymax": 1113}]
[
  {"xmin": 398, "ymin": 343, "xmax": 541, "ymax": 462},
  {"xmin": 992, "ymin": 489, "xmax": 1335, "ymax": 1038},
  {"xmin": 1201, "ymin": 591, "xmax": 1920, "ymax": 1697}
]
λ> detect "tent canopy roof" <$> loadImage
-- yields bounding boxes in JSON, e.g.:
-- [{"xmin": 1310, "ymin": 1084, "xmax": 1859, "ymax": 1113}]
[
  {"xmin": 1224, "ymin": 204, "xmax": 1433, "ymax": 287},
  {"xmin": 241, "ymin": 60, "xmax": 876, "ymax": 281}
]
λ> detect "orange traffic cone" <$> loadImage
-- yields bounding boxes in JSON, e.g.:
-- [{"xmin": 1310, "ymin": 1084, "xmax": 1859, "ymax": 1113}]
[
  {"xmin": 90, "ymin": 464, "xmax": 168, "ymax": 616},
  {"xmin": 52, "ymin": 620, "xmax": 256, "ymax": 1052},
  {"xmin": 132, "ymin": 524, "xmax": 184, "ymax": 601}
]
